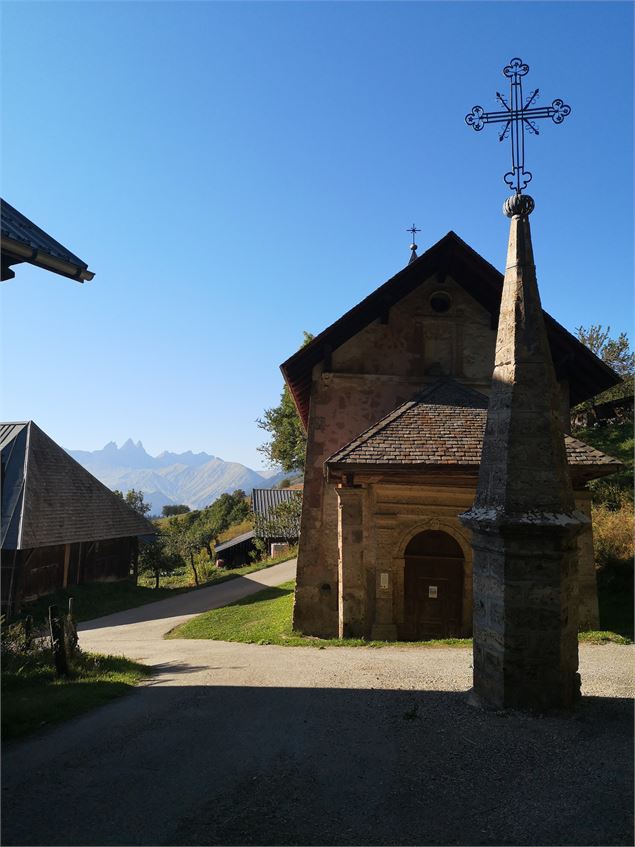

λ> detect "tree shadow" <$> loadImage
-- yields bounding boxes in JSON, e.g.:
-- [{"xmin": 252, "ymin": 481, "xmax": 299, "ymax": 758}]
[
  {"xmin": 78, "ymin": 573, "xmax": 292, "ymax": 631},
  {"xmin": 2, "ymin": 685, "xmax": 632, "ymax": 847}
]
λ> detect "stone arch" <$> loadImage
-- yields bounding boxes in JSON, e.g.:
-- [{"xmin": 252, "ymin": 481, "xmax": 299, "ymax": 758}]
[
  {"xmin": 394, "ymin": 518, "xmax": 472, "ymax": 562},
  {"xmin": 392, "ymin": 517, "xmax": 473, "ymax": 638}
]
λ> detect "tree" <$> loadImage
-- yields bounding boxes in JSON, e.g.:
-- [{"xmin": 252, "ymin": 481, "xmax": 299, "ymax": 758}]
[
  {"xmin": 257, "ymin": 332, "xmax": 314, "ymax": 473},
  {"xmin": 162, "ymin": 504, "xmax": 191, "ymax": 517},
  {"xmin": 254, "ymin": 494, "xmax": 302, "ymax": 543},
  {"xmin": 114, "ymin": 488, "xmax": 152, "ymax": 517},
  {"xmin": 163, "ymin": 520, "xmax": 201, "ymax": 587},
  {"xmin": 138, "ymin": 536, "xmax": 183, "ymax": 589},
  {"xmin": 576, "ymin": 325, "xmax": 635, "ymax": 378}
]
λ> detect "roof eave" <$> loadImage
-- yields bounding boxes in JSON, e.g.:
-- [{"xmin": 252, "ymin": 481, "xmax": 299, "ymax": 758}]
[{"xmin": 1, "ymin": 236, "xmax": 94, "ymax": 282}]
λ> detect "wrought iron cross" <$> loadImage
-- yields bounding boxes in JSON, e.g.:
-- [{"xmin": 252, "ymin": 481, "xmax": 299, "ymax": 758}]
[
  {"xmin": 465, "ymin": 57, "xmax": 571, "ymax": 194},
  {"xmin": 407, "ymin": 223, "xmax": 420, "ymax": 245}
]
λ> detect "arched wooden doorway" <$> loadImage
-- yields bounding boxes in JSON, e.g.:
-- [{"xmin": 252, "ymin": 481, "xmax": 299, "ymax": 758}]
[{"xmin": 403, "ymin": 530, "xmax": 464, "ymax": 639}]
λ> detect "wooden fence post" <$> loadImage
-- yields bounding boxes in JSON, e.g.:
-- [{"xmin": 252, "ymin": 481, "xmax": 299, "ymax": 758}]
[
  {"xmin": 48, "ymin": 605, "xmax": 69, "ymax": 678},
  {"xmin": 23, "ymin": 615, "xmax": 33, "ymax": 652},
  {"xmin": 65, "ymin": 598, "xmax": 79, "ymax": 659}
]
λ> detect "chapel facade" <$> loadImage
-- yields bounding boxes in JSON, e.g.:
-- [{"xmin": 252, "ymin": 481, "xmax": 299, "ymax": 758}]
[{"xmin": 281, "ymin": 232, "xmax": 621, "ymax": 640}]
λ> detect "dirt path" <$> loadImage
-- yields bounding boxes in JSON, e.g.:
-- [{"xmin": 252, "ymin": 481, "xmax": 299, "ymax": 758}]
[{"xmin": 2, "ymin": 562, "xmax": 633, "ymax": 846}]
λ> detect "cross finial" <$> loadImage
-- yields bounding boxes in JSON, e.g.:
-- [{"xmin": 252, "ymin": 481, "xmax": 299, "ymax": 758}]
[
  {"xmin": 407, "ymin": 223, "xmax": 420, "ymax": 263},
  {"xmin": 465, "ymin": 58, "xmax": 571, "ymax": 200}
]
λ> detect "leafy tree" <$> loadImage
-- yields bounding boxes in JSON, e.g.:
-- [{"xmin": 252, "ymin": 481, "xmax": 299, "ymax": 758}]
[
  {"xmin": 257, "ymin": 332, "xmax": 314, "ymax": 473},
  {"xmin": 576, "ymin": 325, "xmax": 635, "ymax": 378},
  {"xmin": 205, "ymin": 492, "xmax": 250, "ymax": 534},
  {"xmin": 162, "ymin": 504, "xmax": 191, "ymax": 517},
  {"xmin": 163, "ymin": 520, "xmax": 202, "ymax": 586},
  {"xmin": 138, "ymin": 536, "xmax": 183, "ymax": 589},
  {"xmin": 114, "ymin": 488, "xmax": 152, "ymax": 517}
]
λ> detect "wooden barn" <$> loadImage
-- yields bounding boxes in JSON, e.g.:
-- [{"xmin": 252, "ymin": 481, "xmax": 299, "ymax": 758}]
[{"xmin": 1, "ymin": 421, "xmax": 155, "ymax": 614}]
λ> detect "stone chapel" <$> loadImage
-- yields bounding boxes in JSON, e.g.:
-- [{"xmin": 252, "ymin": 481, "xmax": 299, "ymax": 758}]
[{"xmin": 281, "ymin": 231, "xmax": 622, "ymax": 640}]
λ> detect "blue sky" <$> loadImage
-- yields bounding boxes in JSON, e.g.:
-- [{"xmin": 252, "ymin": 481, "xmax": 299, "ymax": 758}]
[{"xmin": 1, "ymin": 1, "xmax": 633, "ymax": 468}]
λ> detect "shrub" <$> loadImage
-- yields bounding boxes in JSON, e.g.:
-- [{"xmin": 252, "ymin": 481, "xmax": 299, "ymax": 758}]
[{"xmin": 592, "ymin": 492, "xmax": 634, "ymax": 570}]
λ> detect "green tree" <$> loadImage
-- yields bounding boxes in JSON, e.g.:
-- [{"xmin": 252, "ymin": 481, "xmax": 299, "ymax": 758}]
[
  {"xmin": 576, "ymin": 325, "xmax": 635, "ymax": 378},
  {"xmin": 138, "ymin": 536, "xmax": 183, "ymax": 589},
  {"xmin": 114, "ymin": 488, "xmax": 152, "ymax": 517},
  {"xmin": 162, "ymin": 504, "xmax": 191, "ymax": 517},
  {"xmin": 257, "ymin": 332, "xmax": 314, "ymax": 473},
  {"xmin": 163, "ymin": 520, "xmax": 201, "ymax": 587},
  {"xmin": 254, "ymin": 494, "xmax": 302, "ymax": 543}
]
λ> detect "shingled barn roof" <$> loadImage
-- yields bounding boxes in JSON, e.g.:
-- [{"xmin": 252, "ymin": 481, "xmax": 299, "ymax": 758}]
[
  {"xmin": 281, "ymin": 231, "xmax": 620, "ymax": 428},
  {"xmin": 1, "ymin": 422, "xmax": 155, "ymax": 550},
  {"xmin": 252, "ymin": 487, "xmax": 303, "ymax": 520},
  {"xmin": 325, "ymin": 380, "xmax": 621, "ymax": 485},
  {"xmin": 1, "ymin": 199, "xmax": 94, "ymax": 282}
]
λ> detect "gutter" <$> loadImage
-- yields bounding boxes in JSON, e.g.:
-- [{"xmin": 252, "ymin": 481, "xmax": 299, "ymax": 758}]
[{"xmin": 1, "ymin": 236, "xmax": 95, "ymax": 282}]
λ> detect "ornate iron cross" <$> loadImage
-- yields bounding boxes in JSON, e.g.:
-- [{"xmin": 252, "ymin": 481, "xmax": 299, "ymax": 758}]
[
  {"xmin": 465, "ymin": 57, "xmax": 571, "ymax": 194},
  {"xmin": 406, "ymin": 223, "xmax": 420, "ymax": 245}
]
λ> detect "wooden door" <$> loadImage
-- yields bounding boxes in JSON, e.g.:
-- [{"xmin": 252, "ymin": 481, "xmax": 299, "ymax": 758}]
[{"xmin": 403, "ymin": 531, "xmax": 463, "ymax": 639}]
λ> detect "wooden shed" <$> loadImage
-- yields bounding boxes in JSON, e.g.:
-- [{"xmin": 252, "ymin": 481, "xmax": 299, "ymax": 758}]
[{"xmin": 1, "ymin": 421, "xmax": 155, "ymax": 614}]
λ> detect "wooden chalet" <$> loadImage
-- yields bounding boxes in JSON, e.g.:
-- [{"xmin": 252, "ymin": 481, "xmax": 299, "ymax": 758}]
[
  {"xmin": 214, "ymin": 487, "xmax": 303, "ymax": 566},
  {"xmin": 1, "ymin": 422, "xmax": 155, "ymax": 614},
  {"xmin": 1, "ymin": 199, "xmax": 94, "ymax": 283}
]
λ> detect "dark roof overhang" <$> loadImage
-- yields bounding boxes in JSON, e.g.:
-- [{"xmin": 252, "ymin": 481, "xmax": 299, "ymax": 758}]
[
  {"xmin": 1, "ymin": 199, "xmax": 94, "ymax": 283},
  {"xmin": 280, "ymin": 231, "xmax": 621, "ymax": 428}
]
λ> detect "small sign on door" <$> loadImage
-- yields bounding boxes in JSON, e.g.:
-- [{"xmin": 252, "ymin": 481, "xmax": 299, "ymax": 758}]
[{"xmin": 428, "ymin": 585, "xmax": 438, "ymax": 599}]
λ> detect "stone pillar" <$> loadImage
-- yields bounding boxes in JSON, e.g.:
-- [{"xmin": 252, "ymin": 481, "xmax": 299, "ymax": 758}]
[
  {"xmin": 337, "ymin": 486, "xmax": 366, "ymax": 638},
  {"xmin": 576, "ymin": 494, "xmax": 600, "ymax": 631},
  {"xmin": 460, "ymin": 193, "xmax": 587, "ymax": 711}
]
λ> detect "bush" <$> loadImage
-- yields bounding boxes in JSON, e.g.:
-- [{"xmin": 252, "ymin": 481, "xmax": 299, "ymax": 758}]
[{"xmin": 592, "ymin": 492, "xmax": 634, "ymax": 570}]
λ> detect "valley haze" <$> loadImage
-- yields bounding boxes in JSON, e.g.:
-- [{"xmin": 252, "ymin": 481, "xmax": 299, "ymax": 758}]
[{"xmin": 67, "ymin": 439, "xmax": 288, "ymax": 515}]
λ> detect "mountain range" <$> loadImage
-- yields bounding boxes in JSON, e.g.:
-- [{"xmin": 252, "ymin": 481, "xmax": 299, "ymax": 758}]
[{"xmin": 66, "ymin": 439, "xmax": 289, "ymax": 515}]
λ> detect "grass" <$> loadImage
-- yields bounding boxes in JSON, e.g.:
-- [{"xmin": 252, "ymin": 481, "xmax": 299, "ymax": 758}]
[
  {"xmin": 1, "ymin": 651, "xmax": 152, "ymax": 741},
  {"xmin": 166, "ymin": 580, "xmax": 471, "ymax": 647},
  {"xmin": 167, "ymin": 579, "xmax": 632, "ymax": 648},
  {"xmin": 18, "ymin": 550, "xmax": 297, "ymax": 626}
]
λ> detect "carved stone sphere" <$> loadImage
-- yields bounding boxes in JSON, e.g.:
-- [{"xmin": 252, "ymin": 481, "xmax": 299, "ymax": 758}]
[{"xmin": 503, "ymin": 193, "xmax": 535, "ymax": 218}]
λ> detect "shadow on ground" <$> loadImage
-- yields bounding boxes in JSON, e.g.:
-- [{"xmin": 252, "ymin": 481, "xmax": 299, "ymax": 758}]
[
  {"xmin": 2, "ymin": 685, "xmax": 632, "ymax": 846},
  {"xmin": 78, "ymin": 573, "xmax": 287, "ymax": 631}
]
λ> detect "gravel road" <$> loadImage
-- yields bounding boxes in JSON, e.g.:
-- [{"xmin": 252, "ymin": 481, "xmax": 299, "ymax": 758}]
[{"xmin": 2, "ymin": 561, "xmax": 633, "ymax": 847}]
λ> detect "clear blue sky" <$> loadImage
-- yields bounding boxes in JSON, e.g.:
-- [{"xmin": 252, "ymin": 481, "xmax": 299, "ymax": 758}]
[{"xmin": 1, "ymin": 1, "xmax": 632, "ymax": 468}]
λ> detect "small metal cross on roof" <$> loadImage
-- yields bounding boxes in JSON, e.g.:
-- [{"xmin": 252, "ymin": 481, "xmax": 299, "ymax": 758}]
[
  {"xmin": 407, "ymin": 223, "xmax": 420, "ymax": 246},
  {"xmin": 465, "ymin": 57, "xmax": 571, "ymax": 194}
]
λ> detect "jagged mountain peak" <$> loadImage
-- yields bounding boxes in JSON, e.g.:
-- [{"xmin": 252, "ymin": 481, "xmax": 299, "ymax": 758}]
[{"xmin": 66, "ymin": 439, "xmax": 290, "ymax": 515}]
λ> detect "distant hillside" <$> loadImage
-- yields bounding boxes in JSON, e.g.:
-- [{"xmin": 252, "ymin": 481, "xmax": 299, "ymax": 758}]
[{"xmin": 66, "ymin": 440, "xmax": 289, "ymax": 515}]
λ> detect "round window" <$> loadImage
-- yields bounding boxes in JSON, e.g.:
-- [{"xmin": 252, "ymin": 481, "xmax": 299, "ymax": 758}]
[{"xmin": 430, "ymin": 291, "xmax": 451, "ymax": 313}]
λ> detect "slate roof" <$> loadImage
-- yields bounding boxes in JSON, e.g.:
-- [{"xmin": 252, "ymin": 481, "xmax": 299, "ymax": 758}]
[
  {"xmin": 252, "ymin": 487, "xmax": 303, "ymax": 520},
  {"xmin": 281, "ymin": 231, "xmax": 620, "ymax": 426},
  {"xmin": 215, "ymin": 529, "xmax": 256, "ymax": 554},
  {"xmin": 1, "ymin": 199, "xmax": 94, "ymax": 282},
  {"xmin": 326, "ymin": 380, "xmax": 622, "ymax": 479},
  {"xmin": 1, "ymin": 421, "xmax": 155, "ymax": 550}
]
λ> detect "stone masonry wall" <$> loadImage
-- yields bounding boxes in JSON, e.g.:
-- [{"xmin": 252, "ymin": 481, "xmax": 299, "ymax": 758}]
[{"xmin": 293, "ymin": 273, "xmax": 498, "ymax": 637}]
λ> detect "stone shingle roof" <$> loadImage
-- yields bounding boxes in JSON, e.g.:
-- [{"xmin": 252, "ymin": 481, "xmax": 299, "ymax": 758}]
[
  {"xmin": 1, "ymin": 421, "xmax": 155, "ymax": 550},
  {"xmin": 326, "ymin": 380, "xmax": 621, "ymax": 476}
]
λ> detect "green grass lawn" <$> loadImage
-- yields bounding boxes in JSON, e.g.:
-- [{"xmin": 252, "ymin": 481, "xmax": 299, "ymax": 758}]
[
  {"xmin": 167, "ymin": 580, "xmax": 631, "ymax": 647},
  {"xmin": 1, "ymin": 651, "xmax": 152, "ymax": 741},
  {"xmin": 166, "ymin": 580, "xmax": 471, "ymax": 647},
  {"xmin": 18, "ymin": 553, "xmax": 297, "ymax": 626}
]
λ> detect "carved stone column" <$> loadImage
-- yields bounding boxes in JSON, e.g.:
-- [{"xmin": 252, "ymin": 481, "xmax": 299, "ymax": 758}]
[{"xmin": 460, "ymin": 194, "xmax": 587, "ymax": 711}]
